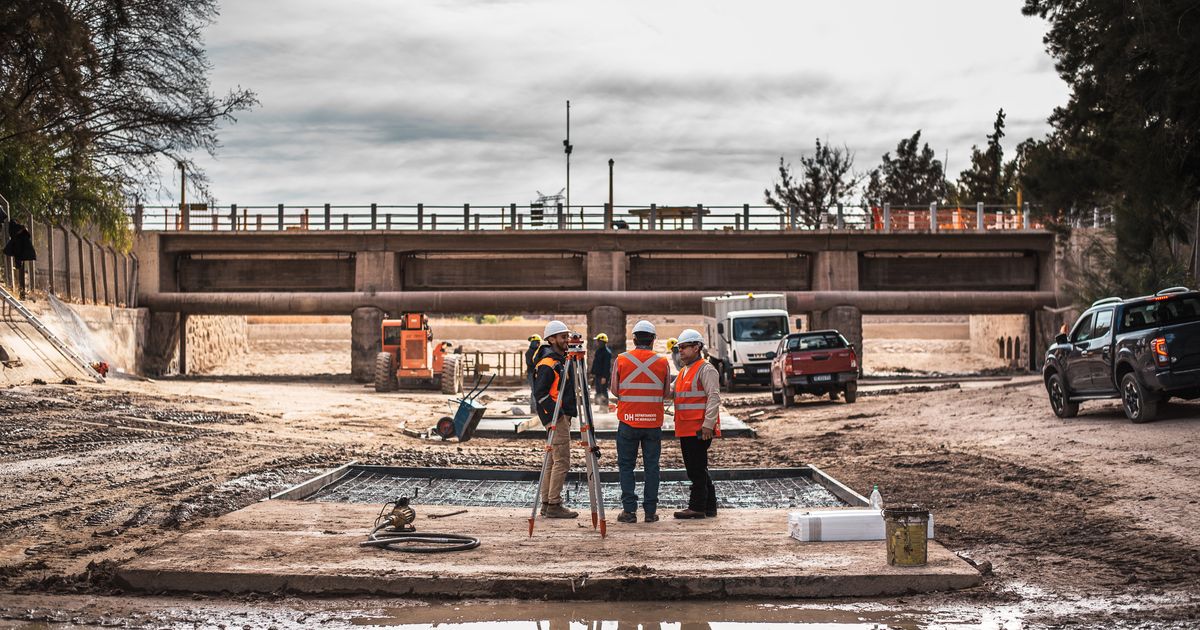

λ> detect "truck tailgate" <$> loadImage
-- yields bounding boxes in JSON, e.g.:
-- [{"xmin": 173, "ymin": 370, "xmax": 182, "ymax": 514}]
[
  {"xmin": 1163, "ymin": 322, "xmax": 1200, "ymax": 371},
  {"xmin": 791, "ymin": 349, "xmax": 855, "ymax": 374}
]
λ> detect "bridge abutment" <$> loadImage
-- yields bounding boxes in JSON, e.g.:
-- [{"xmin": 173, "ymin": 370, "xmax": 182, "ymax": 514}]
[{"xmin": 808, "ymin": 251, "xmax": 864, "ymax": 367}]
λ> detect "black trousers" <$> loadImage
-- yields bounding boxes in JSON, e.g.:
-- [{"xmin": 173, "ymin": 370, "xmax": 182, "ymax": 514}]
[{"xmin": 679, "ymin": 434, "xmax": 717, "ymax": 513}]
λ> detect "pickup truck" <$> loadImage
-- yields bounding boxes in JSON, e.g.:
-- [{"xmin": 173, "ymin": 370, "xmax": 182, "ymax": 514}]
[
  {"xmin": 768, "ymin": 330, "xmax": 859, "ymax": 407},
  {"xmin": 1043, "ymin": 287, "xmax": 1200, "ymax": 422}
]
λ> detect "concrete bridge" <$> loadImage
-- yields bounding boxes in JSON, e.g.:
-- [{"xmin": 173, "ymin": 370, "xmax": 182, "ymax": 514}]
[{"xmin": 134, "ymin": 227, "xmax": 1060, "ymax": 379}]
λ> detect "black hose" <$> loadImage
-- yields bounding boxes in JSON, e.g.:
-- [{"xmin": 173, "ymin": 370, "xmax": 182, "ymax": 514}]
[{"xmin": 360, "ymin": 524, "xmax": 480, "ymax": 553}]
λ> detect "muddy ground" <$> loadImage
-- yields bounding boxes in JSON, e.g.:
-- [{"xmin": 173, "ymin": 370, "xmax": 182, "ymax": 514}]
[{"xmin": 1, "ymin": 347, "xmax": 1198, "ymax": 627}]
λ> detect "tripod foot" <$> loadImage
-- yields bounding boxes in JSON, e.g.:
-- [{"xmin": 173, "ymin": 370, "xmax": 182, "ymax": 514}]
[
  {"xmin": 528, "ymin": 517, "xmax": 535, "ymax": 537},
  {"xmin": 591, "ymin": 511, "xmax": 598, "ymax": 529},
  {"xmin": 599, "ymin": 519, "xmax": 607, "ymax": 538}
]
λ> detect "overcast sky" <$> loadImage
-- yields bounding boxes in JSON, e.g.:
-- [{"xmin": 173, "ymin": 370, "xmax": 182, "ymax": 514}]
[{"xmin": 182, "ymin": 0, "xmax": 1068, "ymax": 208}]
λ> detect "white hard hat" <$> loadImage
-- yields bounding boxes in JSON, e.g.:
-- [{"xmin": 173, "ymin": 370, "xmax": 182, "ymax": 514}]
[
  {"xmin": 543, "ymin": 320, "xmax": 569, "ymax": 338},
  {"xmin": 632, "ymin": 320, "xmax": 656, "ymax": 335},
  {"xmin": 677, "ymin": 328, "xmax": 704, "ymax": 345}
]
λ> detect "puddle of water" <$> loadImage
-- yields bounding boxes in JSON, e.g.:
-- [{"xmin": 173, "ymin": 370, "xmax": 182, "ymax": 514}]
[{"xmin": 347, "ymin": 601, "xmax": 1026, "ymax": 630}]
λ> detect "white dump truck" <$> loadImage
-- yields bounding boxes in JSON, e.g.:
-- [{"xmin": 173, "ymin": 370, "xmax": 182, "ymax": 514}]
[{"xmin": 702, "ymin": 293, "xmax": 793, "ymax": 390}]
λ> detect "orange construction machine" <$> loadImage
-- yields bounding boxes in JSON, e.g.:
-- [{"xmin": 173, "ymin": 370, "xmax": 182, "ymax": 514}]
[{"xmin": 374, "ymin": 313, "xmax": 462, "ymax": 394}]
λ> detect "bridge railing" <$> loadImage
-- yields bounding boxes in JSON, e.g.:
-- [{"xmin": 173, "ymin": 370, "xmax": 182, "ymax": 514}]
[{"xmin": 126, "ymin": 202, "xmax": 1057, "ymax": 233}]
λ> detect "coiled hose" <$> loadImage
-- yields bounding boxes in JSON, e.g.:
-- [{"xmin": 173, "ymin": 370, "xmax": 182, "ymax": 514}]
[{"xmin": 359, "ymin": 522, "xmax": 481, "ymax": 553}]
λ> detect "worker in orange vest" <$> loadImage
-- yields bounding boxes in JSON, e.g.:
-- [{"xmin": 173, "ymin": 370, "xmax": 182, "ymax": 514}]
[
  {"xmin": 671, "ymin": 328, "xmax": 721, "ymax": 519},
  {"xmin": 531, "ymin": 320, "xmax": 579, "ymax": 519},
  {"xmin": 608, "ymin": 320, "xmax": 670, "ymax": 523}
]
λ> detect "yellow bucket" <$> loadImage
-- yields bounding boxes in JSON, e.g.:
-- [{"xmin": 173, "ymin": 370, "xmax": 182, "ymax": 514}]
[{"xmin": 883, "ymin": 506, "xmax": 929, "ymax": 567}]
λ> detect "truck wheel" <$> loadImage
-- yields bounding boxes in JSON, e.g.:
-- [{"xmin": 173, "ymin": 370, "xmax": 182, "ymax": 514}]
[
  {"xmin": 770, "ymin": 383, "xmax": 783, "ymax": 405},
  {"xmin": 1121, "ymin": 372, "xmax": 1157, "ymax": 423},
  {"xmin": 844, "ymin": 381, "xmax": 857, "ymax": 404},
  {"xmin": 374, "ymin": 352, "xmax": 397, "ymax": 392},
  {"xmin": 781, "ymin": 385, "xmax": 795, "ymax": 408},
  {"xmin": 726, "ymin": 368, "xmax": 739, "ymax": 393},
  {"xmin": 1046, "ymin": 372, "xmax": 1077, "ymax": 418},
  {"xmin": 441, "ymin": 355, "xmax": 463, "ymax": 395}
]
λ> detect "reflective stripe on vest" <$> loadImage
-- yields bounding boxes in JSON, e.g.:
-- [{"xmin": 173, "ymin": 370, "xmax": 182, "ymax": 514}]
[
  {"xmin": 616, "ymin": 349, "xmax": 669, "ymax": 428},
  {"xmin": 674, "ymin": 359, "xmax": 720, "ymax": 437}
]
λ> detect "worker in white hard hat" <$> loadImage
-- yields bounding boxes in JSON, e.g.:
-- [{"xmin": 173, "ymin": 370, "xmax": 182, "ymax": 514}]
[
  {"xmin": 530, "ymin": 320, "xmax": 579, "ymax": 519},
  {"xmin": 608, "ymin": 319, "xmax": 670, "ymax": 523},
  {"xmin": 590, "ymin": 332, "xmax": 612, "ymax": 407},
  {"xmin": 524, "ymin": 334, "xmax": 543, "ymax": 414},
  {"xmin": 670, "ymin": 328, "xmax": 721, "ymax": 519}
]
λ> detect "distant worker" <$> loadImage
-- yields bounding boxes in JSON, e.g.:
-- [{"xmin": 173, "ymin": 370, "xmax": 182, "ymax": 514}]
[
  {"xmin": 671, "ymin": 328, "xmax": 721, "ymax": 519},
  {"xmin": 590, "ymin": 333, "xmax": 613, "ymax": 407},
  {"xmin": 531, "ymin": 321, "xmax": 578, "ymax": 519},
  {"xmin": 666, "ymin": 337, "xmax": 682, "ymax": 372},
  {"xmin": 609, "ymin": 320, "xmax": 669, "ymax": 523},
  {"xmin": 525, "ymin": 334, "xmax": 542, "ymax": 414}
]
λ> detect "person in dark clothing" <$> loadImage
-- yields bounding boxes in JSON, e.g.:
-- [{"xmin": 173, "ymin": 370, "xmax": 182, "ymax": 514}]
[
  {"xmin": 531, "ymin": 321, "xmax": 578, "ymax": 519},
  {"xmin": 590, "ymin": 333, "xmax": 613, "ymax": 407},
  {"xmin": 524, "ymin": 334, "xmax": 542, "ymax": 414},
  {"xmin": 4, "ymin": 220, "xmax": 37, "ymax": 300}
]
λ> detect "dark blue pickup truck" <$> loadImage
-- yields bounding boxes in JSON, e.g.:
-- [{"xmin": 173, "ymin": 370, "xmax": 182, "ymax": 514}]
[{"xmin": 1043, "ymin": 287, "xmax": 1200, "ymax": 422}]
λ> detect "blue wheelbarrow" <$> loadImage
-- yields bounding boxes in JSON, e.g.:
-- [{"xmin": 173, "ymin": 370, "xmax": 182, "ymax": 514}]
[{"xmin": 434, "ymin": 373, "xmax": 495, "ymax": 442}]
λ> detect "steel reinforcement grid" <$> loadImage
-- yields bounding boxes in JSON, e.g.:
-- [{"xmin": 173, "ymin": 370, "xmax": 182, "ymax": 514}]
[{"xmin": 299, "ymin": 467, "xmax": 848, "ymax": 510}]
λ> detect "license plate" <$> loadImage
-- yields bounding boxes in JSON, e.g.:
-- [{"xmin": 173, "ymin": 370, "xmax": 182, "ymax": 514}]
[{"xmin": 811, "ymin": 374, "xmax": 832, "ymax": 382}]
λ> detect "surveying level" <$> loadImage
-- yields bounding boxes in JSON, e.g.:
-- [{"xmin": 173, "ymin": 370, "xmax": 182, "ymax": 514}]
[{"xmin": 529, "ymin": 332, "xmax": 607, "ymax": 538}]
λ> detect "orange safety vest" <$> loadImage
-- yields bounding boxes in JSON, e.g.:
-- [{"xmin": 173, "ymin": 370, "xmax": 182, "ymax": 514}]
[
  {"xmin": 615, "ymin": 349, "xmax": 670, "ymax": 428},
  {"xmin": 673, "ymin": 359, "xmax": 721, "ymax": 438},
  {"xmin": 535, "ymin": 356, "xmax": 564, "ymax": 407}
]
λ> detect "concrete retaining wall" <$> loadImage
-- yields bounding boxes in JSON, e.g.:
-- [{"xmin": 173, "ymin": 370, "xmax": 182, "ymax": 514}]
[
  {"xmin": 969, "ymin": 314, "xmax": 1030, "ymax": 369},
  {"xmin": 184, "ymin": 315, "xmax": 249, "ymax": 374},
  {"xmin": 3, "ymin": 300, "xmax": 146, "ymax": 383}
]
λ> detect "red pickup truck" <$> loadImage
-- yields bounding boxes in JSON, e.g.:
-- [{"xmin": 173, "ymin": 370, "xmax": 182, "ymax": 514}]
[{"xmin": 768, "ymin": 330, "xmax": 859, "ymax": 407}]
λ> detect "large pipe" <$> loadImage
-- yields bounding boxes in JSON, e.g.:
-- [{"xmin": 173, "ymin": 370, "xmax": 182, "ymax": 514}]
[{"xmin": 142, "ymin": 290, "xmax": 1057, "ymax": 316}]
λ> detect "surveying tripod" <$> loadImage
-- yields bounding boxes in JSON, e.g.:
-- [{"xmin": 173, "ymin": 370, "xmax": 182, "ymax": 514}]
[{"xmin": 528, "ymin": 332, "xmax": 607, "ymax": 538}]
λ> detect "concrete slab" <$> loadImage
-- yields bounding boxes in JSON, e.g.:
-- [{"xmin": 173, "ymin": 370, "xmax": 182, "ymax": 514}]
[
  {"xmin": 474, "ymin": 410, "xmax": 756, "ymax": 439},
  {"xmin": 117, "ymin": 501, "xmax": 981, "ymax": 599}
]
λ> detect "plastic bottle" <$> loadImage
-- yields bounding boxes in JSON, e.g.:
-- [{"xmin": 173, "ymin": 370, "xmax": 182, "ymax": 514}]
[{"xmin": 869, "ymin": 485, "xmax": 883, "ymax": 510}]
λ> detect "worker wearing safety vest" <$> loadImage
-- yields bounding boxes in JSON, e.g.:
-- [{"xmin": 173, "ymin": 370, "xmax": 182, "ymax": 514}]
[
  {"xmin": 531, "ymin": 320, "xmax": 579, "ymax": 519},
  {"xmin": 608, "ymin": 320, "xmax": 670, "ymax": 524},
  {"xmin": 524, "ymin": 334, "xmax": 542, "ymax": 414},
  {"xmin": 670, "ymin": 328, "xmax": 721, "ymax": 519}
]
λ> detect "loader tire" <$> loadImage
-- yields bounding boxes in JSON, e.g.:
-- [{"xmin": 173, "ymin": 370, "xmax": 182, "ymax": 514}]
[
  {"xmin": 374, "ymin": 352, "xmax": 397, "ymax": 392},
  {"xmin": 442, "ymin": 354, "xmax": 463, "ymax": 395}
]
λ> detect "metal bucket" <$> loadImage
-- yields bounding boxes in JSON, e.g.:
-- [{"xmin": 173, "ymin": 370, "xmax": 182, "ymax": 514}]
[{"xmin": 883, "ymin": 506, "xmax": 929, "ymax": 567}]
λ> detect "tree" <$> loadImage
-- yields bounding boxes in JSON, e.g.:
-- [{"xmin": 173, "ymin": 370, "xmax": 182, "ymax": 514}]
[
  {"xmin": 764, "ymin": 138, "xmax": 860, "ymax": 228},
  {"xmin": 1021, "ymin": 0, "xmax": 1200, "ymax": 294},
  {"xmin": 864, "ymin": 130, "xmax": 948, "ymax": 205},
  {"xmin": 956, "ymin": 109, "xmax": 1018, "ymax": 204},
  {"xmin": 0, "ymin": 0, "xmax": 256, "ymax": 244}
]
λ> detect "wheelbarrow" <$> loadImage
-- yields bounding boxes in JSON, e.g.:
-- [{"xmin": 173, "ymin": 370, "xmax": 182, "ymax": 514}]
[{"xmin": 434, "ymin": 373, "xmax": 495, "ymax": 442}]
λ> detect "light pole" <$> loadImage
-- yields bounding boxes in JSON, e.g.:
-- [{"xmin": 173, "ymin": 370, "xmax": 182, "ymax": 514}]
[{"xmin": 563, "ymin": 100, "xmax": 573, "ymax": 213}]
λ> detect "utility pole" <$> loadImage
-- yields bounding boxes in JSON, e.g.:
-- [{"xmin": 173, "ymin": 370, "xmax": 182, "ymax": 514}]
[
  {"xmin": 563, "ymin": 101, "xmax": 573, "ymax": 213},
  {"xmin": 608, "ymin": 158, "xmax": 614, "ymax": 210}
]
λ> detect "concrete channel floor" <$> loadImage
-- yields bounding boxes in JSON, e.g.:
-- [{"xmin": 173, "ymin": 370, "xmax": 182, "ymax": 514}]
[{"xmin": 118, "ymin": 501, "xmax": 981, "ymax": 599}]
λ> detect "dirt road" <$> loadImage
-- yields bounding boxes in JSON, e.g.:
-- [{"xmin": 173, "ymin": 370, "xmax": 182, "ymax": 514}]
[{"xmin": 2, "ymin": 372, "xmax": 1199, "ymax": 627}]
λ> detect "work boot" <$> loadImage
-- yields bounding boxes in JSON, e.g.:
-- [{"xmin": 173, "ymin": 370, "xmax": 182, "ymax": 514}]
[
  {"xmin": 644, "ymin": 513, "xmax": 660, "ymax": 523},
  {"xmin": 673, "ymin": 509, "xmax": 706, "ymax": 519},
  {"xmin": 543, "ymin": 503, "xmax": 578, "ymax": 519},
  {"xmin": 616, "ymin": 511, "xmax": 637, "ymax": 523}
]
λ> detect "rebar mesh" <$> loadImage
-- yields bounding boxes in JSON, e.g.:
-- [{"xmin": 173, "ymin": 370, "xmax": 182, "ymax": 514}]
[{"xmin": 305, "ymin": 469, "xmax": 846, "ymax": 509}]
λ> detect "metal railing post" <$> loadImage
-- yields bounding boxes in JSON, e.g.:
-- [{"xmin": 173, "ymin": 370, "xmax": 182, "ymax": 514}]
[
  {"xmin": 230, "ymin": 204, "xmax": 237, "ymax": 231},
  {"xmin": 604, "ymin": 202, "xmax": 613, "ymax": 230},
  {"xmin": 836, "ymin": 203, "xmax": 844, "ymax": 229},
  {"xmin": 277, "ymin": 204, "xmax": 285, "ymax": 230},
  {"xmin": 417, "ymin": 203, "xmax": 424, "ymax": 230},
  {"xmin": 743, "ymin": 204, "xmax": 750, "ymax": 231},
  {"xmin": 649, "ymin": 203, "xmax": 657, "ymax": 230},
  {"xmin": 1023, "ymin": 202, "xmax": 1031, "ymax": 229},
  {"xmin": 789, "ymin": 205, "xmax": 798, "ymax": 230},
  {"xmin": 976, "ymin": 202, "xmax": 985, "ymax": 231},
  {"xmin": 883, "ymin": 203, "xmax": 891, "ymax": 233},
  {"xmin": 324, "ymin": 203, "xmax": 331, "ymax": 230},
  {"xmin": 510, "ymin": 203, "xmax": 517, "ymax": 229},
  {"xmin": 370, "ymin": 203, "xmax": 378, "ymax": 230},
  {"xmin": 929, "ymin": 202, "xmax": 938, "ymax": 233},
  {"xmin": 694, "ymin": 204, "xmax": 703, "ymax": 230},
  {"xmin": 557, "ymin": 203, "xmax": 565, "ymax": 229}
]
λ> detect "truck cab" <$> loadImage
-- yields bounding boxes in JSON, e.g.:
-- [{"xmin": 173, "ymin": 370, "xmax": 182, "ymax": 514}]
[{"xmin": 702, "ymin": 293, "xmax": 791, "ymax": 390}]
